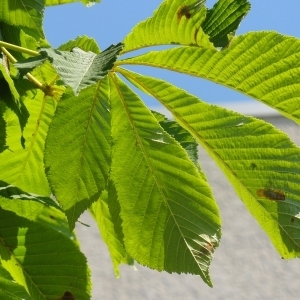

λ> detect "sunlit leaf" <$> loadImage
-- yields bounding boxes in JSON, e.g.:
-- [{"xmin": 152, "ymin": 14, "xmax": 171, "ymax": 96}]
[
  {"xmin": 0, "ymin": 208, "xmax": 90, "ymax": 299},
  {"xmin": 45, "ymin": 0, "xmax": 100, "ymax": 6},
  {"xmin": 120, "ymin": 68, "xmax": 300, "ymax": 258},
  {"xmin": 58, "ymin": 35, "xmax": 101, "ymax": 53},
  {"xmin": 0, "ymin": 0, "xmax": 44, "ymax": 38},
  {"xmin": 118, "ymin": 32, "xmax": 300, "ymax": 125},
  {"xmin": 122, "ymin": 0, "xmax": 213, "ymax": 53},
  {"xmin": 0, "ymin": 264, "xmax": 29, "ymax": 300},
  {"xmin": 109, "ymin": 73, "xmax": 221, "ymax": 286},
  {"xmin": 45, "ymin": 78, "xmax": 111, "ymax": 230}
]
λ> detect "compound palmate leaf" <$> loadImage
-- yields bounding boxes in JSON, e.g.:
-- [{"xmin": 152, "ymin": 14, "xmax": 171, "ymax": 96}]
[
  {"xmin": 45, "ymin": 78, "xmax": 111, "ymax": 230},
  {"xmin": 109, "ymin": 73, "xmax": 221, "ymax": 286},
  {"xmin": 119, "ymin": 68, "xmax": 300, "ymax": 258},
  {"xmin": 119, "ymin": 31, "xmax": 300, "ymax": 125},
  {"xmin": 0, "ymin": 208, "xmax": 90, "ymax": 299}
]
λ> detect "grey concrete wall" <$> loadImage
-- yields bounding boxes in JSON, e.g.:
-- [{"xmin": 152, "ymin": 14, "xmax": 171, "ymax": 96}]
[{"xmin": 76, "ymin": 115, "xmax": 300, "ymax": 300}]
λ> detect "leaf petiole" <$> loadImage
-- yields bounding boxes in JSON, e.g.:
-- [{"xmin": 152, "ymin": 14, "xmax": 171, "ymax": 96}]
[
  {"xmin": 0, "ymin": 41, "xmax": 39, "ymax": 57},
  {"xmin": 0, "ymin": 47, "xmax": 47, "ymax": 93}
]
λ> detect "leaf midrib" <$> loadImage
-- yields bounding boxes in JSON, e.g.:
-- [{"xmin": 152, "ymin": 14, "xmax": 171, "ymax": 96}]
[{"xmin": 110, "ymin": 73, "xmax": 205, "ymax": 273}]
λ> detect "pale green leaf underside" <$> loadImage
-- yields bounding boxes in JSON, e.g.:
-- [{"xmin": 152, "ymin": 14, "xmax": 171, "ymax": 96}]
[
  {"xmin": 0, "ymin": 87, "xmax": 55, "ymax": 196},
  {"xmin": 109, "ymin": 74, "xmax": 221, "ymax": 286},
  {"xmin": 0, "ymin": 0, "xmax": 44, "ymax": 38},
  {"xmin": 119, "ymin": 31, "xmax": 300, "ymax": 125},
  {"xmin": 16, "ymin": 43, "xmax": 123, "ymax": 95},
  {"xmin": 90, "ymin": 189, "xmax": 133, "ymax": 278},
  {"xmin": 202, "ymin": 0, "xmax": 251, "ymax": 47},
  {"xmin": 122, "ymin": 0, "xmax": 213, "ymax": 53},
  {"xmin": 45, "ymin": 79, "xmax": 111, "ymax": 230},
  {"xmin": 0, "ymin": 208, "xmax": 90, "ymax": 299},
  {"xmin": 120, "ymin": 68, "xmax": 300, "ymax": 258}
]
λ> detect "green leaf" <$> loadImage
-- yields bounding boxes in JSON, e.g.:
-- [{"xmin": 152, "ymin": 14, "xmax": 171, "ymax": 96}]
[
  {"xmin": 119, "ymin": 68, "xmax": 300, "ymax": 259},
  {"xmin": 151, "ymin": 110, "xmax": 201, "ymax": 169},
  {"xmin": 0, "ymin": 83, "xmax": 55, "ymax": 196},
  {"xmin": 90, "ymin": 184, "xmax": 133, "ymax": 278},
  {"xmin": 58, "ymin": 35, "xmax": 101, "ymax": 54},
  {"xmin": 118, "ymin": 32, "xmax": 300, "ymax": 125},
  {"xmin": 45, "ymin": 78, "xmax": 111, "ymax": 230},
  {"xmin": 36, "ymin": 205, "xmax": 75, "ymax": 240},
  {"xmin": 0, "ymin": 52, "xmax": 20, "ymax": 106},
  {"xmin": 45, "ymin": 0, "xmax": 100, "ymax": 6},
  {"xmin": 0, "ymin": 0, "xmax": 44, "ymax": 38},
  {"xmin": 0, "ymin": 100, "xmax": 7, "ymax": 153},
  {"xmin": 202, "ymin": 0, "xmax": 251, "ymax": 47},
  {"xmin": 0, "ymin": 180, "xmax": 62, "ymax": 221},
  {"xmin": 109, "ymin": 73, "xmax": 221, "ymax": 286},
  {"xmin": 0, "ymin": 26, "xmax": 49, "ymax": 60},
  {"xmin": 0, "ymin": 264, "xmax": 29, "ymax": 300},
  {"xmin": 0, "ymin": 78, "xmax": 29, "ymax": 142},
  {"xmin": 15, "ymin": 43, "xmax": 123, "ymax": 95},
  {"xmin": 122, "ymin": 0, "xmax": 213, "ymax": 53},
  {"xmin": 0, "ymin": 208, "xmax": 90, "ymax": 299}
]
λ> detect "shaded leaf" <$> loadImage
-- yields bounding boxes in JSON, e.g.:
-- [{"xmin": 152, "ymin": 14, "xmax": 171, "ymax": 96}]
[
  {"xmin": 0, "ymin": 51, "xmax": 20, "ymax": 106},
  {"xmin": 90, "ymin": 184, "xmax": 133, "ymax": 278},
  {"xmin": 15, "ymin": 43, "xmax": 123, "ymax": 95},
  {"xmin": 0, "ymin": 78, "xmax": 29, "ymax": 141},
  {"xmin": 36, "ymin": 206, "xmax": 75, "ymax": 240},
  {"xmin": 151, "ymin": 110, "xmax": 200, "ymax": 169},
  {"xmin": 0, "ymin": 100, "xmax": 7, "ymax": 153},
  {"xmin": 120, "ymin": 68, "xmax": 300, "ymax": 259},
  {"xmin": 0, "ymin": 180, "xmax": 62, "ymax": 221},
  {"xmin": 0, "ymin": 208, "xmax": 90, "ymax": 299},
  {"xmin": 118, "ymin": 32, "xmax": 300, "ymax": 125},
  {"xmin": 202, "ymin": 0, "xmax": 251, "ymax": 47},
  {"xmin": 109, "ymin": 73, "xmax": 221, "ymax": 286},
  {"xmin": 45, "ymin": 78, "xmax": 111, "ymax": 230},
  {"xmin": 0, "ymin": 84, "xmax": 55, "ymax": 196}
]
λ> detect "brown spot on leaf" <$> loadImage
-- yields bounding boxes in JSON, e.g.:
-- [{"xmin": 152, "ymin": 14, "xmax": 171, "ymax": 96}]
[
  {"xmin": 256, "ymin": 188, "xmax": 285, "ymax": 201},
  {"xmin": 62, "ymin": 291, "xmax": 75, "ymax": 300}
]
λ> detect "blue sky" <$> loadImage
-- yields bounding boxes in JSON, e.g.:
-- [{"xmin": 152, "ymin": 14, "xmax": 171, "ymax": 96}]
[{"xmin": 44, "ymin": 0, "xmax": 300, "ymax": 110}]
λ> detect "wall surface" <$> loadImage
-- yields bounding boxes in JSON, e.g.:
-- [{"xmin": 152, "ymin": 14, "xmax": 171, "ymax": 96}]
[{"xmin": 76, "ymin": 115, "xmax": 300, "ymax": 300}]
